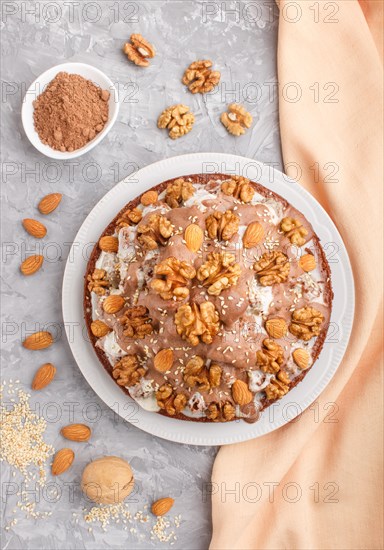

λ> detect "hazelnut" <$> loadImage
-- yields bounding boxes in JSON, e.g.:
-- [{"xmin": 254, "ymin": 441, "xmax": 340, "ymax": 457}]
[{"xmin": 81, "ymin": 456, "xmax": 134, "ymax": 504}]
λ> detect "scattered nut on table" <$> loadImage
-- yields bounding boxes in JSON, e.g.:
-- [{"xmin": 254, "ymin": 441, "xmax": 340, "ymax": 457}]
[
  {"xmin": 182, "ymin": 59, "xmax": 221, "ymax": 94},
  {"xmin": 221, "ymin": 103, "xmax": 253, "ymax": 136},
  {"xmin": 157, "ymin": 104, "xmax": 195, "ymax": 139},
  {"xmin": 123, "ymin": 33, "xmax": 156, "ymax": 67}
]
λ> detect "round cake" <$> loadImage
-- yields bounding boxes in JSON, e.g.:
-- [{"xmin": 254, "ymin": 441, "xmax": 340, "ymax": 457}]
[{"xmin": 84, "ymin": 173, "xmax": 333, "ymax": 423}]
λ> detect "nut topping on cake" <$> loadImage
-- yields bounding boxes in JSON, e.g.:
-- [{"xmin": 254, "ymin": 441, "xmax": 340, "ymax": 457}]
[
  {"xmin": 292, "ymin": 348, "xmax": 310, "ymax": 370},
  {"xmin": 175, "ymin": 301, "xmax": 219, "ymax": 346},
  {"xmin": 119, "ymin": 306, "xmax": 153, "ymax": 339},
  {"xmin": 265, "ymin": 318, "xmax": 287, "ymax": 339},
  {"xmin": 221, "ymin": 176, "xmax": 255, "ymax": 203},
  {"xmin": 206, "ymin": 401, "xmax": 236, "ymax": 422},
  {"xmin": 254, "ymin": 251, "xmax": 290, "ymax": 286},
  {"xmin": 243, "ymin": 221, "xmax": 264, "ymax": 249},
  {"xmin": 154, "ymin": 349, "xmax": 174, "ymax": 373},
  {"xmin": 289, "ymin": 306, "xmax": 324, "ymax": 341},
  {"xmin": 116, "ymin": 208, "xmax": 142, "ymax": 230},
  {"xmin": 91, "ymin": 320, "xmax": 111, "ymax": 338},
  {"xmin": 141, "ymin": 190, "xmax": 158, "ymax": 206},
  {"xmin": 299, "ymin": 253, "xmax": 316, "ymax": 272},
  {"xmin": 265, "ymin": 370, "xmax": 290, "ymax": 400},
  {"xmin": 232, "ymin": 379, "xmax": 253, "ymax": 405},
  {"xmin": 151, "ymin": 257, "xmax": 196, "ymax": 300},
  {"xmin": 137, "ymin": 214, "xmax": 173, "ymax": 250},
  {"xmin": 184, "ymin": 223, "xmax": 204, "ymax": 252},
  {"xmin": 256, "ymin": 338, "xmax": 285, "ymax": 374},
  {"xmin": 197, "ymin": 252, "xmax": 241, "ymax": 296},
  {"xmin": 183, "ymin": 356, "xmax": 222, "ymax": 391},
  {"xmin": 86, "ymin": 173, "xmax": 332, "ymax": 424},
  {"xmin": 103, "ymin": 295, "xmax": 125, "ymax": 314},
  {"xmin": 99, "ymin": 236, "xmax": 119, "ymax": 253},
  {"xmin": 165, "ymin": 178, "xmax": 195, "ymax": 208},
  {"xmin": 280, "ymin": 217, "xmax": 308, "ymax": 246},
  {"xmin": 87, "ymin": 268, "xmax": 109, "ymax": 295},
  {"xmin": 205, "ymin": 210, "xmax": 239, "ymax": 241},
  {"xmin": 112, "ymin": 355, "xmax": 145, "ymax": 387},
  {"xmin": 156, "ymin": 385, "xmax": 187, "ymax": 416}
]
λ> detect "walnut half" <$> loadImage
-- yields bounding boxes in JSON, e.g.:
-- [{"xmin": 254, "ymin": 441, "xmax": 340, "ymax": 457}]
[
  {"xmin": 158, "ymin": 105, "xmax": 195, "ymax": 140},
  {"xmin": 289, "ymin": 306, "xmax": 324, "ymax": 341},
  {"xmin": 205, "ymin": 209, "xmax": 239, "ymax": 241},
  {"xmin": 182, "ymin": 60, "xmax": 221, "ymax": 94},
  {"xmin": 197, "ymin": 252, "xmax": 241, "ymax": 296},
  {"xmin": 87, "ymin": 268, "xmax": 109, "ymax": 296},
  {"xmin": 280, "ymin": 217, "xmax": 308, "ymax": 247},
  {"xmin": 116, "ymin": 207, "xmax": 142, "ymax": 230},
  {"xmin": 175, "ymin": 301, "xmax": 220, "ymax": 346},
  {"xmin": 221, "ymin": 176, "xmax": 255, "ymax": 203},
  {"xmin": 221, "ymin": 104, "xmax": 253, "ymax": 136},
  {"xmin": 156, "ymin": 384, "xmax": 187, "ymax": 416},
  {"xmin": 123, "ymin": 34, "xmax": 155, "ymax": 67},
  {"xmin": 112, "ymin": 355, "xmax": 145, "ymax": 387},
  {"xmin": 265, "ymin": 370, "xmax": 290, "ymax": 400},
  {"xmin": 137, "ymin": 214, "xmax": 173, "ymax": 250},
  {"xmin": 254, "ymin": 251, "xmax": 290, "ymax": 286},
  {"xmin": 119, "ymin": 306, "xmax": 153, "ymax": 339},
  {"xmin": 206, "ymin": 401, "xmax": 236, "ymax": 422},
  {"xmin": 165, "ymin": 178, "xmax": 195, "ymax": 208},
  {"xmin": 151, "ymin": 257, "xmax": 196, "ymax": 301},
  {"xmin": 183, "ymin": 356, "xmax": 222, "ymax": 391},
  {"xmin": 256, "ymin": 338, "xmax": 285, "ymax": 374}
]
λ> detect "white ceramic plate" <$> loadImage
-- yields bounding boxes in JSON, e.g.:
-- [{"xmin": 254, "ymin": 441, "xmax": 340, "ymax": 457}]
[
  {"xmin": 62, "ymin": 153, "xmax": 355, "ymax": 446},
  {"xmin": 22, "ymin": 62, "xmax": 119, "ymax": 160}
]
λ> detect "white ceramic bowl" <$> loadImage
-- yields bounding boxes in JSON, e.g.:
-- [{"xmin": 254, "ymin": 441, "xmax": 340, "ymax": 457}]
[{"xmin": 21, "ymin": 62, "xmax": 119, "ymax": 160}]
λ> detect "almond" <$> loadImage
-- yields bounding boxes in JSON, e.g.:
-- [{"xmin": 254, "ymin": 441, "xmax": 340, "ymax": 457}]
[
  {"xmin": 265, "ymin": 318, "xmax": 287, "ymax": 339},
  {"xmin": 22, "ymin": 218, "xmax": 47, "ymax": 239},
  {"xmin": 293, "ymin": 348, "xmax": 310, "ymax": 370},
  {"xmin": 184, "ymin": 224, "xmax": 204, "ymax": 253},
  {"xmin": 232, "ymin": 379, "xmax": 253, "ymax": 405},
  {"xmin": 38, "ymin": 193, "xmax": 62, "ymax": 215},
  {"xmin": 23, "ymin": 331, "xmax": 53, "ymax": 350},
  {"xmin": 299, "ymin": 254, "xmax": 316, "ymax": 272},
  {"xmin": 151, "ymin": 497, "xmax": 174, "ymax": 517},
  {"xmin": 20, "ymin": 255, "xmax": 44, "ymax": 276},
  {"xmin": 103, "ymin": 295, "xmax": 125, "ymax": 314},
  {"xmin": 154, "ymin": 349, "xmax": 174, "ymax": 373},
  {"xmin": 243, "ymin": 221, "xmax": 264, "ymax": 249},
  {"xmin": 52, "ymin": 448, "xmax": 74, "ymax": 476},
  {"xmin": 99, "ymin": 236, "xmax": 118, "ymax": 253},
  {"xmin": 91, "ymin": 320, "xmax": 111, "ymax": 338},
  {"xmin": 32, "ymin": 363, "xmax": 56, "ymax": 390},
  {"xmin": 61, "ymin": 423, "xmax": 91, "ymax": 442},
  {"xmin": 141, "ymin": 190, "xmax": 158, "ymax": 206}
]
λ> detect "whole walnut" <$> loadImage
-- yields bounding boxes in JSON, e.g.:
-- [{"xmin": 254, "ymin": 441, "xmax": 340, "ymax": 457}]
[{"xmin": 81, "ymin": 456, "xmax": 134, "ymax": 504}]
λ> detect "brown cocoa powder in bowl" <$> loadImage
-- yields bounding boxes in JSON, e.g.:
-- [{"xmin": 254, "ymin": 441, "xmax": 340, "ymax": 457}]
[{"xmin": 33, "ymin": 72, "xmax": 110, "ymax": 152}]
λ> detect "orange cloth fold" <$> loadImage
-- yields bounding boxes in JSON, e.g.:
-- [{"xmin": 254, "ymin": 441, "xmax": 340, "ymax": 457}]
[{"xmin": 210, "ymin": 2, "xmax": 383, "ymax": 549}]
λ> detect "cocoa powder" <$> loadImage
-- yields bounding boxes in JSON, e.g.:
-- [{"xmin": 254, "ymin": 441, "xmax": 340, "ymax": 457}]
[{"xmin": 33, "ymin": 72, "xmax": 110, "ymax": 152}]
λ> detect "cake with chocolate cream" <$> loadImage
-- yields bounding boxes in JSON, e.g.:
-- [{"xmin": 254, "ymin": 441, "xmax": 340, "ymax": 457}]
[{"xmin": 84, "ymin": 174, "xmax": 333, "ymax": 423}]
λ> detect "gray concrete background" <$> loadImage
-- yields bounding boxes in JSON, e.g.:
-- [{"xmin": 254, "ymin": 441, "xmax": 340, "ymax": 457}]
[{"xmin": 1, "ymin": 1, "xmax": 281, "ymax": 548}]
